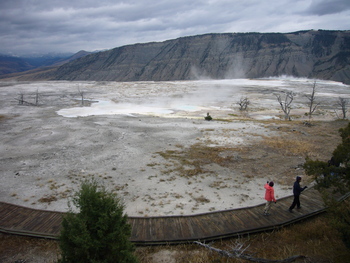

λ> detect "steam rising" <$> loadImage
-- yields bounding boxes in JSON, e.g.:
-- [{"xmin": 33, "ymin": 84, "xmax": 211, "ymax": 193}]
[
  {"xmin": 57, "ymin": 77, "xmax": 350, "ymax": 118},
  {"xmin": 224, "ymin": 54, "xmax": 246, "ymax": 79}
]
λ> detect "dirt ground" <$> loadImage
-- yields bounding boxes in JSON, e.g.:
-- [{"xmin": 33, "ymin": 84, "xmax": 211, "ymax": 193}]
[{"xmin": 0, "ymin": 78, "xmax": 349, "ymax": 262}]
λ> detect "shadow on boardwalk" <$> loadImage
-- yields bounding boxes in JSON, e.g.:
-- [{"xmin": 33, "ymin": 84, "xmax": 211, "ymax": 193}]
[{"xmin": 0, "ymin": 187, "xmax": 348, "ymax": 245}]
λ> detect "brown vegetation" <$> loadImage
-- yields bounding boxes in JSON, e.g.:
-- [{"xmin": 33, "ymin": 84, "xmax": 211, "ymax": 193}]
[
  {"xmin": 154, "ymin": 120, "xmax": 346, "ymax": 192},
  {"xmin": 1, "ymin": 213, "xmax": 349, "ymax": 262}
]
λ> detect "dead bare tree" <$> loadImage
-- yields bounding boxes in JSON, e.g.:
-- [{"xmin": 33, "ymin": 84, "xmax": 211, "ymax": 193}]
[
  {"xmin": 305, "ymin": 81, "xmax": 320, "ymax": 120},
  {"xmin": 17, "ymin": 91, "xmax": 24, "ymax": 105},
  {"xmin": 195, "ymin": 241, "xmax": 305, "ymax": 263},
  {"xmin": 78, "ymin": 88, "xmax": 85, "ymax": 106},
  {"xmin": 336, "ymin": 97, "xmax": 348, "ymax": 119},
  {"xmin": 237, "ymin": 97, "xmax": 250, "ymax": 111},
  {"xmin": 34, "ymin": 89, "xmax": 40, "ymax": 106},
  {"xmin": 275, "ymin": 91, "xmax": 295, "ymax": 120},
  {"xmin": 16, "ymin": 92, "xmax": 32, "ymax": 105},
  {"xmin": 15, "ymin": 90, "xmax": 41, "ymax": 106}
]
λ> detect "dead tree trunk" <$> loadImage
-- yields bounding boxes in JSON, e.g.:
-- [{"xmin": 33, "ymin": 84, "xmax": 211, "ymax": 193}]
[
  {"xmin": 18, "ymin": 92, "xmax": 24, "ymax": 105},
  {"xmin": 305, "ymin": 81, "xmax": 320, "ymax": 120},
  {"xmin": 78, "ymin": 88, "xmax": 84, "ymax": 106},
  {"xmin": 337, "ymin": 97, "xmax": 348, "ymax": 119},
  {"xmin": 34, "ymin": 89, "xmax": 39, "ymax": 106},
  {"xmin": 15, "ymin": 92, "xmax": 37, "ymax": 106},
  {"xmin": 275, "ymin": 91, "xmax": 295, "ymax": 120},
  {"xmin": 194, "ymin": 241, "xmax": 306, "ymax": 263}
]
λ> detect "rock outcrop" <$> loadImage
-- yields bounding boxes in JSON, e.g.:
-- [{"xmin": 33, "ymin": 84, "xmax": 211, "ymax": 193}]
[{"xmin": 10, "ymin": 30, "xmax": 350, "ymax": 84}]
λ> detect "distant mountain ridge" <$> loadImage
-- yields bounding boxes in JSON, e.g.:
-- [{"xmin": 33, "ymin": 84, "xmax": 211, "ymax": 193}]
[
  {"xmin": 0, "ymin": 55, "xmax": 35, "ymax": 75},
  {"xmin": 0, "ymin": 51, "xmax": 91, "ymax": 76},
  {"xmin": 2, "ymin": 30, "xmax": 350, "ymax": 84}
]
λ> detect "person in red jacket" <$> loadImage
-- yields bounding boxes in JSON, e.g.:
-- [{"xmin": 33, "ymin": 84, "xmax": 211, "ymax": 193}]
[{"xmin": 264, "ymin": 181, "xmax": 276, "ymax": 216}]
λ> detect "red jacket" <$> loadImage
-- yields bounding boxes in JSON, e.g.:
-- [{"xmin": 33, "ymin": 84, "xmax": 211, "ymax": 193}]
[{"xmin": 264, "ymin": 183, "xmax": 276, "ymax": 202}]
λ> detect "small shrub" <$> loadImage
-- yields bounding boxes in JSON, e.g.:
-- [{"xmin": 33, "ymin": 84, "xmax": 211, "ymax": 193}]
[{"xmin": 204, "ymin": 113, "xmax": 212, "ymax": 121}]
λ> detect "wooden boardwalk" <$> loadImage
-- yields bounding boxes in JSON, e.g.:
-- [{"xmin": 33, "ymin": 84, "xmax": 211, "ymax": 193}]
[{"xmin": 0, "ymin": 188, "xmax": 348, "ymax": 245}]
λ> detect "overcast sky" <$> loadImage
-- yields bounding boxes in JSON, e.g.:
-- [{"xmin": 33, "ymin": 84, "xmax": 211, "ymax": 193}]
[{"xmin": 1, "ymin": 0, "xmax": 350, "ymax": 56}]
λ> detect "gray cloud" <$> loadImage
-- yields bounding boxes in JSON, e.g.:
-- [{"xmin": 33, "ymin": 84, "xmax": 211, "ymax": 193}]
[
  {"xmin": 307, "ymin": 0, "xmax": 350, "ymax": 15},
  {"xmin": 0, "ymin": 0, "xmax": 349, "ymax": 56}
]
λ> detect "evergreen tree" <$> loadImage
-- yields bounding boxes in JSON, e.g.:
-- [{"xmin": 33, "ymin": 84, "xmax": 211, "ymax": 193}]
[
  {"xmin": 304, "ymin": 122, "xmax": 350, "ymax": 192},
  {"xmin": 304, "ymin": 121, "xmax": 350, "ymax": 247},
  {"xmin": 59, "ymin": 180, "xmax": 138, "ymax": 263}
]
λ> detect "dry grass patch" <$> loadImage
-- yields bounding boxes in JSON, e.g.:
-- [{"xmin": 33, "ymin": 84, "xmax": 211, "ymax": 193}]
[
  {"xmin": 134, "ymin": 214, "xmax": 350, "ymax": 262},
  {"xmin": 158, "ymin": 144, "xmax": 236, "ymax": 165},
  {"xmin": 209, "ymin": 180, "xmax": 229, "ymax": 189},
  {"xmin": 261, "ymin": 120, "xmax": 347, "ymax": 159},
  {"xmin": 154, "ymin": 121, "xmax": 348, "ymax": 191},
  {"xmin": 172, "ymin": 193, "xmax": 183, "ymax": 199},
  {"xmin": 0, "ymin": 213, "xmax": 349, "ymax": 262},
  {"xmin": 38, "ymin": 195, "xmax": 58, "ymax": 204},
  {"xmin": 146, "ymin": 162, "xmax": 159, "ymax": 167},
  {"xmin": 248, "ymin": 216, "xmax": 350, "ymax": 262},
  {"xmin": 262, "ymin": 136, "xmax": 317, "ymax": 156},
  {"xmin": 156, "ymin": 143, "xmax": 242, "ymax": 177},
  {"xmin": 193, "ymin": 195, "xmax": 210, "ymax": 204}
]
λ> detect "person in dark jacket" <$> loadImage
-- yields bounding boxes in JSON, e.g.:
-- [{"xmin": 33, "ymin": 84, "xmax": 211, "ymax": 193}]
[{"xmin": 289, "ymin": 176, "xmax": 307, "ymax": 212}]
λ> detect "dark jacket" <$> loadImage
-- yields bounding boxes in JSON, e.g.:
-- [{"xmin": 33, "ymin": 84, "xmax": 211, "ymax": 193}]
[{"xmin": 293, "ymin": 180, "xmax": 306, "ymax": 196}]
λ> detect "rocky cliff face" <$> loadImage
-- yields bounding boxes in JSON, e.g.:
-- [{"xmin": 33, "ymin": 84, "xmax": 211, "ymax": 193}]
[{"xmin": 28, "ymin": 30, "xmax": 350, "ymax": 84}]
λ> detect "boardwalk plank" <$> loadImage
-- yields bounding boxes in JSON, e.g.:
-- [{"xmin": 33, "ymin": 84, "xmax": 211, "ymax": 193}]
[
  {"xmin": 165, "ymin": 217, "xmax": 181, "ymax": 241},
  {"xmin": 175, "ymin": 217, "xmax": 193, "ymax": 240},
  {"xmin": 0, "ymin": 188, "xmax": 349, "ymax": 244},
  {"xmin": 216, "ymin": 211, "xmax": 237, "ymax": 232},
  {"xmin": 187, "ymin": 216, "xmax": 205, "ymax": 240},
  {"xmin": 0, "ymin": 203, "xmax": 19, "ymax": 223},
  {"xmin": 200, "ymin": 214, "xmax": 224, "ymax": 238},
  {"xmin": 228, "ymin": 211, "xmax": 246, "ymax": 231}
]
